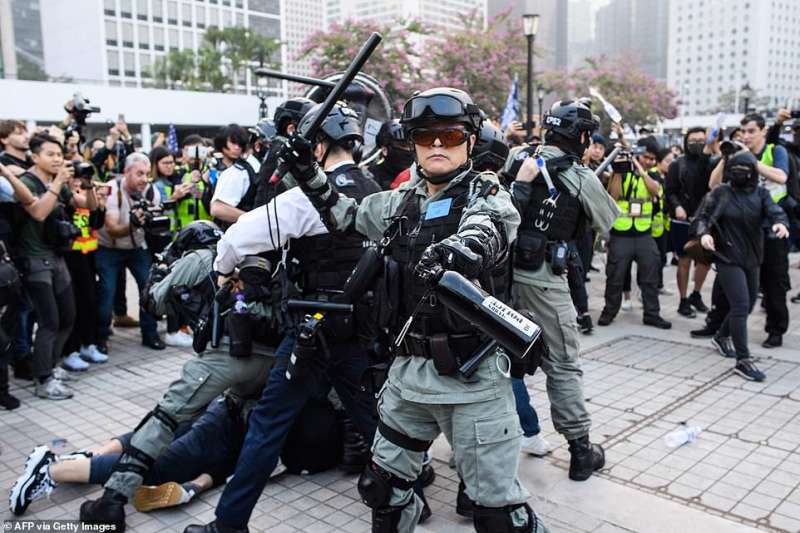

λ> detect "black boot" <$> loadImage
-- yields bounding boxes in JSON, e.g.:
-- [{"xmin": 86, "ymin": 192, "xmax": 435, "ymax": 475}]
[
  {"xmin": 456, "ymin": 480, "xmax": 474, "ymax": 518},
  {"xmin": 184, "ymin": 521, "xmax": 249, "ymax": 533},
  {"xmin": 11, "ymin": 356, "xmax": 33, "ymax": 381},
  {"xmin": 80, "ymin": 489, "xmax": 127, "ymax": 532},
  {"xmin": 340, "ymin": 417, "xmax": 370, "ymax": 474},
  {"xmin": 0, "ymin": 366, "xmax": 20, "ymax": 410},
  {"xmin": 568, "ymin": 436, "xmax": 605, "ymax": 481},
  {"xmin": 413, "ymin": 481, "xmax": 431, "ymax": 524}
]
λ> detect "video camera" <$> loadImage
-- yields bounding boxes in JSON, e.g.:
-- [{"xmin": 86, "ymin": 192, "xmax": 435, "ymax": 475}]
[
  {"xmin": 720, "ymin": 139, "xmax": 745, "ymax": 158},
  {"xmin": 72, "ymin": 161, "xmax": 95, "ymax": 180},
  {"xmin": 64, "ymin": 92, "xmax": 101, "ymax": 140},
  {"xmin": 611, "ymin": 146, "xmax": 647, "ymax": 174},
  {"xmin": 129, "ymin": 197, "xmax": 175, "ymax": 237}
]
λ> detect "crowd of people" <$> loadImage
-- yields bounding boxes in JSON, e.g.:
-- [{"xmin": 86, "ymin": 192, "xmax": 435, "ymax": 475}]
[{"xmin": 0, "ymin": 85, "xmax": 797, "ymax": 533}]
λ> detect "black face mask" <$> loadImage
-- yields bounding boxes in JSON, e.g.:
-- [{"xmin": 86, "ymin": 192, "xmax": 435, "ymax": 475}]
[
  {"xmin": 727, "ymin": 168, "xmax": 756, "ymax": 190},
  {"xmin": 686, "ymin": 142, "xmax": 704, "ymax": 157}
]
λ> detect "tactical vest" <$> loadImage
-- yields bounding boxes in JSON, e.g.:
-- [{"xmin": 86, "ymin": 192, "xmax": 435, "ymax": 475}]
[
  {"xmin": 70, "ymin": 207, "xmax": 98, "ymax": 254},
  {"xmin": 613, "ymin": 171, "xmax": 654, "ymax": 234},
  {"xmin": 234, "ymin": 159, "xmax": 258, "ymax": 213},
  {"xmin": 517, "ymin": 156, "xmax": 584, "ymax": 242},
  {"xmin": 290, "ymin": 164, "xmax": 379, "ymax": 296},
  {"xmin": 759, "ymin": 144, "xmax": 788, "ymax": 203},
  {"xmin": 387, "ymin": 172, "xmax": 510, "ymax": 336}
]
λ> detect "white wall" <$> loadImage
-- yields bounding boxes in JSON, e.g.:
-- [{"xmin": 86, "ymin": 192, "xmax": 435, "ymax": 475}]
[
  {"xmin": 0, "ymin": 79, "xmax": 283, "ymax": 127},
  {"xmin": 40, "ymin": 0, "xmax": 106, "ymax": 82}
]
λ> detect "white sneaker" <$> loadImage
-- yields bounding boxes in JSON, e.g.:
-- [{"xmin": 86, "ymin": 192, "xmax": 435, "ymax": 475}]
[
  {"xmin": 269, "ymin": 458, "xmax": 287, "ymax": 479},
  {"xmin": 621, "ymin": 299, "xmax": 633, "ymax": 311},
  {"xmin": 80, "ymin": 345, "xmax": 108, "ymax": 364},
  {"xmin": 9, "ymin": 446, "xmax": 57, "ymax": 515},
  {"xmin": 521, "ymin": 434, "xmax": 552, "ymax": 457},
  {"xmin": 34, "ymin": 377, "xmax": 73, "ymax": 400},
  {"xmin": 61, "ymin": 352, "xmax": 89, "ymax": 372},
  {"xmin": 659, "ymin": 287, "xmax": 674, "ymax": 296},
  {"xmin": 165, "ymin": 331, "xmax": 194, "ymax": 348},
  {"xmin": 52, "ymin": 367, "xmax": 76, "ymax": 382}
]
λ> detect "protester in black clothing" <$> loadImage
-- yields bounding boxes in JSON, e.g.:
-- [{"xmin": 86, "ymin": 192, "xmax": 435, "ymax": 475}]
[
  {"xmin": 696, "ymin": 151, "xmax": 789, "ymax": 382},
  {"xmin": 367, "ymin": 119, "xmax": 414, "ymax": 190},
  {"xmin": 665, "ymin": 127, "xmax": 716, "ymax": 318}
]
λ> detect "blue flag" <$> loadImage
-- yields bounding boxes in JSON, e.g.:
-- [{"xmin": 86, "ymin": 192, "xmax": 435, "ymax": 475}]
[
  {"xmin": 167, "ymin": 124, "xmax": 179, "ymax": 154},
  {"xmin": 500, "ymin": 76, "xmax": 520, "ymax": 131}
]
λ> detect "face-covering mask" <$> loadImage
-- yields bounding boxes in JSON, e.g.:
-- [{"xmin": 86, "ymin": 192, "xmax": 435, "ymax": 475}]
[
  {"xmin": 686, "ymin": 142, "xmax": 704, "ymax": 157},
  {"xmin": 725, "ymin": 164, "xmax": 756, "ymax": 189}
]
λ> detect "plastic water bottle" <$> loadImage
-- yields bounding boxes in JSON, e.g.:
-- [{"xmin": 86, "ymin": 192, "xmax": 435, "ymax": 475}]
[
  {"xmin": 233, "ymin": 293, "xmax": 248, "ymax": 314},
  {"xmin": 664, "ymin": 425, "xmax": 702, "ymax": 448}
]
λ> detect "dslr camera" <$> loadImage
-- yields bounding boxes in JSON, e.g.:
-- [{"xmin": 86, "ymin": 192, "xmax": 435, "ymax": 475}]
[
  {"xmin": 64, "ymin": 92, "xmax": 101, "ymax": 139},
  {"xmin": 129, "ymin": 197, "xmax": 176, "ymax": 237}
]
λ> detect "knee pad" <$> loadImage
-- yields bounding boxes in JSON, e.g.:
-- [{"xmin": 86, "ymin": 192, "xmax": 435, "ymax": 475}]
[
  {"xmin": 112, "ymin": 444, "xmax": 155, "ymax": 477},
  {"xmin": 134, "ymin": 405, "xmax": 179, "ymax": 434},
  {"xmin": 473, "ymin": 502, "xmax": 534, "ymax": 533},
  {"xmin": 357, "ymin": 462, "xmax": 414, "ymax": 510}
]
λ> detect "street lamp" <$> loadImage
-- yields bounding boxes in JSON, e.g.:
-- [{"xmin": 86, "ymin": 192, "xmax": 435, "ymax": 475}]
[
  {"xmin": 254, "ymin": 66, "xmax": 270, "ymax": 119},
  {"xmin": 523, "ymin": 13, "xmax": 540, "ymax": 140},
  {"xmin": 740, "ymin": 82, "xmax": 754, "ymax": 114},
  {"xmin": 537, "ymin": 86, "xmax": 545, "ymax": 124}
]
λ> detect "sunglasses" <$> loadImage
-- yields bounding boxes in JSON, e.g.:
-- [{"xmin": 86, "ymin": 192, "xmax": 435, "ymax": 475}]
[{"xmin": 410, "ymin": 128, "xmax": 469, "ymax": 148}]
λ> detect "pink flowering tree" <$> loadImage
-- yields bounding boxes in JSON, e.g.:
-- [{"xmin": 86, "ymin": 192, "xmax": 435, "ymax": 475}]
[
  {"xmin": 540, "ymin": 55, "xmax": 679, "ymax": 132},
  {"xmin": 299, "ymin": 20, "xmax": 428, "ymax": 112},
  {"xmin": 425, "ymin": 10, "xmax": 529, "ymax": 119}
]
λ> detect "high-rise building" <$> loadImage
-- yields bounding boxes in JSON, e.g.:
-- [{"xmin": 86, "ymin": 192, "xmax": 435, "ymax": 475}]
[
  {"xmin": 38, "ymin": 0, "xmax": 284, "ymax": 96},
  {"xmin": 0, "ymin": 0, "xmax": 45, "ymax": 80},
  {"xmin": 566, "ymin": 0, "xmax": 595, "ymax": 69},
  {"xmin": 327, "ymin": 0, "xmax": 487, "ymax": 34},
  {"xmin": 283, "ymin": 0, "xmax": 324, "ymax": 95},
  {"xmin": 487, "ymin": 0, "xmax": 568, "ymax": 70},
  {"xmin": 667, "ymin": 0, "xmax": 800, "ymax": 115}
]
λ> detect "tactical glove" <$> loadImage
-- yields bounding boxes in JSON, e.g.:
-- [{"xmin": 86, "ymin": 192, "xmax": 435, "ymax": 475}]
[
  {"xmin": 279, "ymin": 133, "xmax": 318, "ymax": 183},
  {"xmin": 414, "ymin": 236, "xmax": 484, "ymax": 286}
]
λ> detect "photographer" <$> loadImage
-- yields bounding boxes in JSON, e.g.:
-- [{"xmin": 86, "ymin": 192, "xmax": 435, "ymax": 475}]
[
  {"xmin": 90, "ymin": 118, "xmax": 134, "ymax": 179},
  {"xmin": 209, "ymin": 124, "xmax": 260, "ymax": 228},
  {"xmin": 95, "ymin": 153, "xmax": 165, "ymax": 352},
  {"xmin": 16, "ymin": 133, "xmax": 97, "ymax": 400},
  {"xmin": 598, "ymin": 143, "xmax": 671, "ymax": 329}
]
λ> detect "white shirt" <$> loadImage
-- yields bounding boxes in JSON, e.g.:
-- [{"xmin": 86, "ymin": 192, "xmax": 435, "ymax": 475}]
[
  {"xmin": 210, "ymin": 154, "xmax": 262, "ymax": 207},
  {"xmin": 214, "ymin": 187, "xmax": 327, "ymax": 274}
]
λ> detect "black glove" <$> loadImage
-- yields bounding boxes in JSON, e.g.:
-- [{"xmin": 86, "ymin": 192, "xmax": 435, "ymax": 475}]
[
  {"xmin": 278, "ymin": 133, "xmax": 318, "ymax": 183},
  {"xmin": 414, "ymin": 237, "xmax": 484, "ymax": 286}
]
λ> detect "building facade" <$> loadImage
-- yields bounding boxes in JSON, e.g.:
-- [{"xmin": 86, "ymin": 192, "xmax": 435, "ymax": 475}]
[
  {"xmin": 327, "ymin": 0, "xmax": 487, "ymax": 34},
  {"xmin": 488, "ymin": 0, "xmax": 568, "ymax": 70}
]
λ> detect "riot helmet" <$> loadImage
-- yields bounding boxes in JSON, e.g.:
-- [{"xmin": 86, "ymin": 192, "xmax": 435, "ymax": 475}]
[
  {"xmin": 248, "ymin": 119, "xmax": 277, "ymax": 162},
  {"xmin": 165, "ymin": 220, "xmax": 223, "ymax": 263},
  {"xmin": 401, "ymin": 87, "xmax": 482, "ymax": 134},
  {"xmin": 376, "ymin": 119, "xmax": 406, "ymax": 149},
  {"xmin": 471, "ymin": 122, "xmax": 509, "ymax": 172},
  {"xmin": 723, "ymin": 150, "xmax": 759, "ymax": 190},
  {"xmin": 543, "ymin": 99, "xmax": 599, "ymax": 156},
  {"xmin": 273, "ymin": 97, "xmax": 315, "ymax": 136},
  {"xmin": 297, "ymin": 101, "xmax": 363, "ymax": 167}
]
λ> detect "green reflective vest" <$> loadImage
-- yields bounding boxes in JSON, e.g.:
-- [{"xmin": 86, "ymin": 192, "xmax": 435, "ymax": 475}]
[
  {"xmin": 649, "ymin": 167, "xmax": 668, "ymax": 238},
  {"xmin": 613, "ymin": 171, "xmax": 654, "ymax": 233},
  {"xmin": 759, "ymin": 144, "xmax": 788, "ymax": 203}
]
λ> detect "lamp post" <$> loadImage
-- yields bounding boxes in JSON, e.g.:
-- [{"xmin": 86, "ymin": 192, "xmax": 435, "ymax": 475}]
[
  {"xmin": 740, "ymin": 82, "xmax": 753, "ymax": 114},
  {"xmin": 254, "ymin": 66, "xmax": 269, "ymax": 119},
  {"xmin": 523, "ymin": 13, "xmax": 540, "ymax": 140},
  {"xmin": 537, "ymin": 85, "xmax": 545, "ymax": 124}
]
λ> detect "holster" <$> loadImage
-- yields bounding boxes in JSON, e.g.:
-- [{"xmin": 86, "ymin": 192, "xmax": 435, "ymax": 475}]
[{"xmin": 514, "ymin": 230, "xmax": 547, "ymax": 271}]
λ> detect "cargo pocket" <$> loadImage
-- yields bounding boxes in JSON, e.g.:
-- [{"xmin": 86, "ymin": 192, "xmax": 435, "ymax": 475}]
[
  {"xmin": 161, "ymin": 359, "xmax": 212, "ymax": 418},
  {"xmin": 555, "ymin": 306, "xmax": 580, "ymax": 363},
  {"xmin": 474, "ymin": 413, "xmax": 523, "ymax": 503}
]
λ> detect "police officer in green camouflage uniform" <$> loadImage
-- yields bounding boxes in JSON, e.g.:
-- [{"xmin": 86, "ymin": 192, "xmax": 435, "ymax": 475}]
[
  {"xmin": 282, "ymin": 87, "xmax": 547, "ymax": 533},
  {"xmin": 80, "ymin": 221, "xmax": 275, "ymax": 531},
  {"xmin": 505, "ymin": 99, "xmax": 619, "ymax": 481}
]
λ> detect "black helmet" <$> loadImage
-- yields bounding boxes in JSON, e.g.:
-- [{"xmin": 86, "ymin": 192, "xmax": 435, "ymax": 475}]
[
  {"xmin": 273, "ymin": 97, "xmax": 315, "ymax": 135},
  {"xmin": 248, "ymin": 119, "xmax": 277, "ymax": 143},
  {"xmin": 542, "ymin": 99, "xmax": 599, "ymax": 140},
  {"xmin": 724, "ymin": 150, "xmax": 758, "ymax": 189},
  {"xmin": 167, "ymin": 221, "xmax": 222, "ymax": 261},
  {"xmin": 298, "ymin": 102, "xmax": 363, "ymax": 145},
  {"xmin": 472, "ymin": 122, "xmax": 509, "ymax": 172},
  {"xmin": 376, "ymin": 119, "xmax": 406, "ymax": 148},
  {"xmin": 401, "ymin": 87, "xmax": 482, "ymax": 133}
]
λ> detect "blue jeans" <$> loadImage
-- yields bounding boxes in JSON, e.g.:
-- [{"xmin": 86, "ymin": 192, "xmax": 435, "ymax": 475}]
[
  {"xmin": 513, "ymin": 378, "xmax": 541, "ymax": 437},
  {"xmin": 215, "ymin": 334, "xmax": 377, "ymax": 529},
  {"xmin": 95, "ymin": 247, "xmax": 157, "ymax": 340}
]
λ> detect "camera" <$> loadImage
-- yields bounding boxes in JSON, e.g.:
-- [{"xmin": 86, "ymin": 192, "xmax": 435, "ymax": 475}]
[
  {"xmin": 64, "ymin": 92, "xmax": 101, "ymax": 140},
  {"xmin": 790, "ymin": 110, "xmax": 800, "ymax": 119},
  {"xmin": 72, "ymin": 161, "xmax": 95, "ymax": 180},
  {"xmin": 720, "ymin": 140, "xmax": 744, "ymax": 158},
  {"xmin": 129, "ymin": 197, "xmax": 175, "ymax": 237}
]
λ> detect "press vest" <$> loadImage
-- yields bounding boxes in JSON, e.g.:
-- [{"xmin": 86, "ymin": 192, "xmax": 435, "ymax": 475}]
[
  {"xmin": 70, "ymin": 207, "xmax": 98, "ymax": 254},
  {"xmin": 613, "ymin": 171, "xmax": 654, "ymax": 234},
  {"xmin": 649, "ymin": 167, "xmax": 668, "ymax": 238},
  {"xmin": 759, "ymin": 144, "xmax": 788, "ymax": 203},
  {"xmin": 387, "ymin": 172, "xmax": 510, "ymax": 336}
]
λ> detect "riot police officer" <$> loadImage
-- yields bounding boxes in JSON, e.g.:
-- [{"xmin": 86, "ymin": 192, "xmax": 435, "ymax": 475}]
[
  {"xmin": 80, "ymin": 221, "xmax": 275, "ymax": 530},
  {"xmin": 507, "ymin": 99, "xmax": 619, "ymax": 481},
  {"xmin": 367, "ymin": 119, "xmax": 415, "ymax": 190},
  {"xmin": 472, "ymin": 121, "xmax": 510, "ymax": 173}
]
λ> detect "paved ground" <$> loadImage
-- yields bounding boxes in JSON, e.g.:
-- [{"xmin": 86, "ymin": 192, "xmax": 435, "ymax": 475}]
[{"xmin": 2, "ymin": 252, "xmax": 799, "ymax": 533}]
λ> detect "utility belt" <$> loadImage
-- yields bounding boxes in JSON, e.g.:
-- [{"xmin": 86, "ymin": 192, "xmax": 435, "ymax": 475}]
[
  {"xmin": 396, "ymin": 331, "xmax": 483, "ymax": 376},
  {"xmin": 514, "ymin": 229, "xmax": 569, "ymax": 275}
]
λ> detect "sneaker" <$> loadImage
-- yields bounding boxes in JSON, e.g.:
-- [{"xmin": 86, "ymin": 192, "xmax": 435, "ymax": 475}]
[
  {"xmin": 762, "ymin": 334, "xmax": 782, "ymax": 349},
  {"xmin": 688, "ymin": 291, "xmax": 709, "ymax": 313},
  {"xmin": 9, "ymin": 446, "xmax": 57, "ymax": 515},
  {"xmin": 52, "ymin": 367, "xmax": 76, "ymax": 382},
  {"xmin": 61, "ymin": 352, "xmax": 90, "ymax": 372},
  {"xmin": 165, "ymin": 331, "xmax": 194, "ymax": 348},
  {"xmin": 678, "ymin": 298, "xmax": 697, "ymax": 318},
  {"xmin": 95, "ymin": 340, "xmax": 109, "ymax": 355},
  {"xmin": 711, "ymin": 335, "xmax": 736, "ymax": 358},
  {"xmin": 142, "ymin": 335, "xmax": 166, "ymax": 350},
  {"xmin": 113, "ymin": 314, "xmax": 139, "ymax": 328},
  {"xmin": 270, "ymin": 458, "xmax": 287, "ymax": 479},
  {"xmin": 597, "ymin": 313, "xmax": 614, "ymax": 326},
  {"xmin": 659, "ymin": 287, "xmax": 674, "ymax": 296},
  {"xmin": 643, "ymin": 316, "xmax": 672, "ymax": 329},
  {"xmin": 577, "ymin": 314, "xmax": 594, "ymax": 334},
  {"xmin": 621, "ymin": 298, "xmax": 633, "ymax": 311},
  {"xmin": 34, "ymin": 377, "xmax": 73, "ymax": 400},
  {"xmin": 690, "ymin": 325, "xmax": 718, "ymax": 338},
  {"xmin": 521, "ymin": 434, "xmax": 552, "ymax": 457},
  {"xmin": 734, "ymin": 359, "xmax": 766, "ymax": 382},
  {"xmin": 133, "ymin": 481, "xmax": 199, "ymax": 512},
  {"xmin": 791, "ymin": 292, "xmax": 800, "ymax": 304},
  {"xmin": 80, "ymin": 345, "xmax": 108, "ymax": 364}
]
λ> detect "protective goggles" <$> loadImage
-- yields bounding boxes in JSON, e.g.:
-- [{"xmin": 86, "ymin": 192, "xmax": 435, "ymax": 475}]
[
  {"xmin": 409, "ymin": 128, "xmax": 469, "ymax": 147},
  {"xmin": 402, "ymin": 94, "xmax": 477, "ymax": 123}
]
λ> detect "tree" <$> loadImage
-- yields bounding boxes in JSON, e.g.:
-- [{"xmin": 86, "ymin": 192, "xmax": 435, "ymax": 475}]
[
  {"xmin": 207, "ymin": 26, "xmax": 280, "ymax": 92},
  {"xmin": 150, "ymin": 49, "xmax": 197, "ymax": 89},
  {"xmin": 425, "ymin": 10, "xmax": 530, "ymax": 119},
  {"xmin": 299, "ymin": 19, "xmax": 428, "ymax": 111},
  {"xmin": 539, "ymin": 55, "xmax": 678, "ymax": 132}
]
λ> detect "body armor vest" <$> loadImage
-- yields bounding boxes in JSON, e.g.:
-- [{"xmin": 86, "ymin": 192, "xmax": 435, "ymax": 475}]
[
  {"xmin": 387, "ymin": 171, "xmax": 510, "ymax": 337},
  {"xmin": 290, "ymin": 164, "xmax": 380, "ymax": 296}
]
